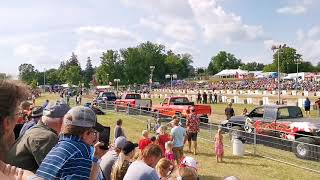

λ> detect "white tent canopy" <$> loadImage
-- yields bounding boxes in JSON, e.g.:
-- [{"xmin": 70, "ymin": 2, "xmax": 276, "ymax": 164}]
[
  {"xmin": 61, "ymin": 84, "xmax": 78, "ymax": 88},
  {"xmin": 214, "ymin": 69, "xmax": 248, "ymax": 78},
  {"xmin": 283, "ymin": 72, "xmax": 305, "ymax": 80}
]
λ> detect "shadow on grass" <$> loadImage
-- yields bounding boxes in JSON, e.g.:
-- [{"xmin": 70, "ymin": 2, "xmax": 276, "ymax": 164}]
[
  {"xmin": 192, "ymin": 152, "xmax": 214, "ymax": 157},
  {"xmin": 199, "ymin": 175, "xmax": 221, "ymax": 180}
]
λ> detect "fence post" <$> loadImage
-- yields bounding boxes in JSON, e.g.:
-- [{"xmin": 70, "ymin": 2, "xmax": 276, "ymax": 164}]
[
  {"xmin": 253, "ymin": 128, "xmax": 257, "ymax": 155},
  {"xmin": 127, "ymin": 104, "xmax": 130, "ymax": 115},
  {"xmin": 210, "ymin": 123, "xmax": 213, "ymax": 140}
]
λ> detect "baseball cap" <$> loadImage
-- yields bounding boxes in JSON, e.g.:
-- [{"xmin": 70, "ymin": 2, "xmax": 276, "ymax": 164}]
[
  {"xmin": 115, "ymin": 136, "xmax": 127, "ymax": 149},
  {"xmin": 122, "ymin": 141, "xmax": 138, "ymax": 155},
  {"xmin": 180, "ymin": 156, "xmax": 198, "ymax": 170},
  {"xmin": 43, "ymin": 101, "xmax": 70, "ymax": 118},
  {"xmin": 63, "ymin": 106, "xmax": 104, "ymax": 132},
  {"xmin": 31, "ymin": 106, "xmax": 43, "ymax": 117}
]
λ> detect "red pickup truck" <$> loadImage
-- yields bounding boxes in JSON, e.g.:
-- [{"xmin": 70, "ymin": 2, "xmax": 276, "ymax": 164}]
[
  {"xmin": 153, "ymin": 96, "xmax": 212, "ymax": 123},
  {"xmin": 114, "ymin": 93, "xmax": 152, "ymax": 111}
]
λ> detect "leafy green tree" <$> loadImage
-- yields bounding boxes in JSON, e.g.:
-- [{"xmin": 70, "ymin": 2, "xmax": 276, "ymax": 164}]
[
  {"xmin": 207, "ymin": 51, "xmax": 243, "ymax": 75},
  {"xmin": 18, "ymin": 63, "xmax": 37, "ymax": 84},
  {"xmin": 65, "ymin": 65, "xmax": 82, "ymax": 85},
  {"xmin": 262, "ymin": 64, "xmax": 277, "ymax": 72},
  {"xmin": 84, "ymin": 57, "xmax": 95, "ymax": 88},
  {"xmin": 67, "ymin": 52, "xmax": 80, "ymax": 67},
  {"xmin": 95, "ymin": 50, "xmax": 122, "ymax": 85},
  {"xmin": 45, "ymin": 69, "xmax": 62, "ymax": 85},
  {"xmin": 240, "ymin": 62, "xmax": 265, "ymax": 71},
  {"xmin": 57, "ymin": 53, "xmax": 83, "ymax": 85},
  {"xmin": 30, "ymin": 79, "xmax": 38, "ymax": 89}
]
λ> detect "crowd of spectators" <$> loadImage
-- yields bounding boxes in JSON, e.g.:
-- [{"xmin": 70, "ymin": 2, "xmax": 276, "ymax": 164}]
[
  {"xmin": 0, "ymin": 80, "xmax": 213, "ymax": 180},
  {"xmin": 158, "ymin": 79, "xmax": 320, "ymax": 91}
]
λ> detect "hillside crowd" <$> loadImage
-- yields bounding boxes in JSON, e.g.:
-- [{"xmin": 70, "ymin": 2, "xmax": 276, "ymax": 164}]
[{"xmin": 159, "ymin": 79, "xmax": 320, "ymax": 91}]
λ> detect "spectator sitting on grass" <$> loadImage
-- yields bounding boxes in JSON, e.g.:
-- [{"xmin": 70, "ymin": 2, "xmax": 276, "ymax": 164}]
[{"xmin": 139, "ymin": 130, "xmax": 152, "ymax": 151}]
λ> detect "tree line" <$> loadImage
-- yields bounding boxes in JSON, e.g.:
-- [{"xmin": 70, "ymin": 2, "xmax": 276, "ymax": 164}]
[{"xmin": 18, "ymin": 42, "xmax": 320, "ymax": 87}]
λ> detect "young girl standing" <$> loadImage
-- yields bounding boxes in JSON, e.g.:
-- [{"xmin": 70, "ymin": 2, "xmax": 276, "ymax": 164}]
[
  {"xmin": 214, "ymin": 129, "xmax": 224, "ymax": 163},
  {"xmin": 165, "ymin": 141, "xmax": 175, "ymax": 162}
]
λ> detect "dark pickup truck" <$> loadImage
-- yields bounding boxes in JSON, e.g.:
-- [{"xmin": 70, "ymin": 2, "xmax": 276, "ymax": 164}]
[{"xmin": 221, "ymin": 105, "xmax": 320, "ymax": 160}]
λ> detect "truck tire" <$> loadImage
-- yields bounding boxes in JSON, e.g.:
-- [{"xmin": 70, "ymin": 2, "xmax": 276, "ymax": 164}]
[
  {"xmin": 229, "ymin": 126, "xmax": 243, "ymax": 141},
  {"xmin": 199, "ymin": 115, "xmax": 209, "ymax": 123},
  {"xmin": 293, "ymin": 137, "xmax": 315, "ymax": 160}
]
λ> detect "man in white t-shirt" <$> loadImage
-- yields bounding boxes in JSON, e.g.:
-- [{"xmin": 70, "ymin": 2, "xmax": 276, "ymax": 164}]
[
  {"xmin": 123, "ymin": 144, "xmax": 162, "ymax": 180},
  {"xmin": 171, "ymin": 117, "xmax": 186, "ymax": 163}
]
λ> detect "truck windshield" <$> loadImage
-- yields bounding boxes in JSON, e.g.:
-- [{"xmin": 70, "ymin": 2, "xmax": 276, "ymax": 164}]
[
  {"xmin": 102, "ymin": 92, "xmax": 116, "ymax": 97},
  {"xmin": 170, "ymin": 97, "xmax": 189, "ymax": 104},
  {"xmin": 125, "ymin": 94, "xmax": 141, "ymax": 99},
  {"xmin": 277, "ymin": 107, "xmax": 303, "ymax": 119}
]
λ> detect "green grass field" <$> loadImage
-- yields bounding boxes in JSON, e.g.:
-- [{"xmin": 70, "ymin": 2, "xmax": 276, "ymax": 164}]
[{"xmin": 35, "ymin": 93, "xmax": 320, "ymax": 180}]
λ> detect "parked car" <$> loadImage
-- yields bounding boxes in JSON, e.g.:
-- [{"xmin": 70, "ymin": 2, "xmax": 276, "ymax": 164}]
[
  {"xmin": 220, "ymin": 105, "xmax": 320, "ymax": 159},
  {"xmin": 152, "ymin": 96, "xmax": 212, "ymax": 123}
]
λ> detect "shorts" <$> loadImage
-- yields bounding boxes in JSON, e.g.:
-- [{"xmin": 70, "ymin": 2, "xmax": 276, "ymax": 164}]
[
  {"xmin": 173, "ymin": 146, "xmax": 184, "ymax": 163},
  {"xmin": 187, "ymin": 132, "xmax": 198, "ymax": 141},
  {"xmin": 305, "ymin": 106, "xmax": 310, "ymax": 111}
]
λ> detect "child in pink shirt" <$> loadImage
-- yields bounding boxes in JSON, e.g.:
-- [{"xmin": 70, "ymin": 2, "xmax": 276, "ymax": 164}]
[{"xmin": 165, "ymin": 141, "xmax": 175, "ymax": 162}]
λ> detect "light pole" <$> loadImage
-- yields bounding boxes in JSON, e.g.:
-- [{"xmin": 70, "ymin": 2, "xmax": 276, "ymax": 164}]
[
  {"xmin": 271, "ymin": 44, "xmax": 286, "ymax": 104},
  {"xmin": 43, "ymin": 68, "xmax": 46, "ymax": 91},
  {"xmin": 165, "ymin": 74, "xmax": 177, "ymax": 90},
  {"xmin": 114, "ymin": 79, "xmax": 120, "ymax": 93},
  {"xmin": 295, "ymin": 57, "xmax": 302, "ymax": 91},
  {"xmin": 149, "ymin": 66, "xmax": 155, "ymax": 92},
  {"xmin": 107, "ymin": 74, "xmax": 109, "ymax": 85}
]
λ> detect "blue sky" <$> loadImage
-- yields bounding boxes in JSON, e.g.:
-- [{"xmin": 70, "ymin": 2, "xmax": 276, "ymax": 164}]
[{"xmin": 1, "ymin": 0, "xmax": 320, "ymax": 76}]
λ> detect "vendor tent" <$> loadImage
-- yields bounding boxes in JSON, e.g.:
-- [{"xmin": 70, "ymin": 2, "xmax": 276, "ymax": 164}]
[
  {"xmin": 61, "ymin": 84, "xmax": 78, "ymax": 88},
  {"xmin": 214, "ymin": 69, "xmax": 248, "ymax": 79}
]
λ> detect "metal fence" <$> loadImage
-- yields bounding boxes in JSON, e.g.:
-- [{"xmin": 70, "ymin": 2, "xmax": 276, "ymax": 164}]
[{"xmin": 97, "ymin": 102, "xmax": 320, "ymax": 174}]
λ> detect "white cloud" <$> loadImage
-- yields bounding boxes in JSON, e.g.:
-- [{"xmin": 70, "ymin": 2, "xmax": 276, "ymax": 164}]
[
  {"xmin": 140, "ymin": 17, "xmax": 197, "ymax": 42},
  {"xmin": 277, "ymin": 6, "xmax": 306, "ymax": 15},
  {"xmin": 188, "ymin": 0, "xmax": 264, "ymax": 43},
  {"xmin": 155, "ymin": 39, "xmax": 200, "ymax": 57},
  {"xmin": 296, "ymin": 26, "xmax": 320, "ymax": 63},
  {"xmin": 139, "ymin": 18, "xmax": 161, "ymax": 31},
  {"xmin": 74, "ymin": 26, "xmax": 142, "ymax": 66},
  {"xmin": 76, "ymin": 26, "xmax": 138, "ymax": 43},
  {"xmin": 277, "ymin": 0, "xmax": 313, "ymax": 15},
  {"xmin": 13, "ymin": 44, "xmax": 52, "ymax": 64},
  {"xmin": 14, "ymin": 44, "xmax": 46, "ymax": 57},
  {"xmin": 120, "ymin": 0, "xmax": 193, "ymax": 18}
]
